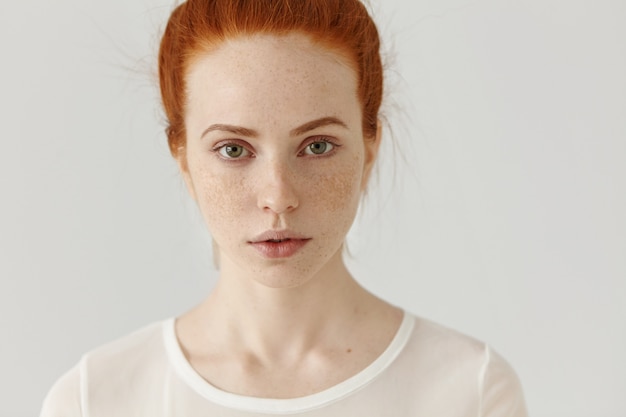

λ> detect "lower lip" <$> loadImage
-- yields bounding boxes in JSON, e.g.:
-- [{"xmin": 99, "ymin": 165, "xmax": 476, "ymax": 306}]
[{"xmin": 250, "ymin": 239, "xmax": 310, "ymax": 259}]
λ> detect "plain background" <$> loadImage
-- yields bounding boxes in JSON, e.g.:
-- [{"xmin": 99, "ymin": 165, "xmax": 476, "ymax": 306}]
[{"xmin": 1, "ymin": 0, "xmax": 624, "ymax": 415}]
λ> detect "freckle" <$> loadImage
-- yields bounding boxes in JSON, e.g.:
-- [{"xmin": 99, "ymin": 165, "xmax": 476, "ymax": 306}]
[{"xmin": 346, "ymin": 348, "xmax": 352, "ymax": 354}]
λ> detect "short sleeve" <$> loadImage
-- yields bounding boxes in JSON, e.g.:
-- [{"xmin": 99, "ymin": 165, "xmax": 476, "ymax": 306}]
[
  {"xmin": 479, "ymin": 346, "xmax": 528, "ymax": 417},
  {"xmin": 40, "ymin": 362, "xmax": 83, "ymax": 417}
]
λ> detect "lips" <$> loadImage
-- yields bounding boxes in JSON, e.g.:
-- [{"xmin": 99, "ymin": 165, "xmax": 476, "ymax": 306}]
[{"xmin": 249, "ymin": 230, "xmax": 311, "ymax": 259}]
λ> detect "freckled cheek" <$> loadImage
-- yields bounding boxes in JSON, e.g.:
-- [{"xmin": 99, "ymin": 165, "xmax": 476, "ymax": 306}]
[
  {"xmin": 301, "ymin": 159, "xmax": 363, "ymax": 226},
  {"xmin": 192, "ymin": 168, "xmax": 252, "ymax": 231},
  {"xmin": 188, "ymin": 156, "xmax": 364, "ymax": 238}
]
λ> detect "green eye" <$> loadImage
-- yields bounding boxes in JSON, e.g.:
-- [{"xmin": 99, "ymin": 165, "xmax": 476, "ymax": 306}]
[
  {"xmin": 219, "ymin": 144, "xmax": 248, "ymax": 159},
  {"xmin": 305, "ymin": 141, "xmax": 334, "ymax": 155}
]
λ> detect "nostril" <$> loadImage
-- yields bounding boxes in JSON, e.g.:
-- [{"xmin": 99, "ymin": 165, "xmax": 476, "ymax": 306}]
[{"xmin": 257, "ymin": 177, "xmax": 299, "ymax": 214}]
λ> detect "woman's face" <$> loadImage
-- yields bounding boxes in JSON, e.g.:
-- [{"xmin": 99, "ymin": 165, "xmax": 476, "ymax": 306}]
[{"xmin": 181, "ymin": 33, "xmax": 379, "ymax": 288}]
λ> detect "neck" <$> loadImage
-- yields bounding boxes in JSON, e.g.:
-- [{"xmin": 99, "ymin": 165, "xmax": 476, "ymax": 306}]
[{"xmin": 192, "ymin": 250, "xmax": 375, "ymax": 363}]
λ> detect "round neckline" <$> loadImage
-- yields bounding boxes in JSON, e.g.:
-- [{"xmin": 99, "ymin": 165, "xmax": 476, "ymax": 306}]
[{"xmin": 162, "ymin": 311, "xmax": 415, "ymax": 414}]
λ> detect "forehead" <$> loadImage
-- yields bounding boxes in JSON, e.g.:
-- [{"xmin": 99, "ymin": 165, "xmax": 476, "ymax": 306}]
[{"xmin": 184, "ymin": 33, "xmax": 360, "ymax": 131}]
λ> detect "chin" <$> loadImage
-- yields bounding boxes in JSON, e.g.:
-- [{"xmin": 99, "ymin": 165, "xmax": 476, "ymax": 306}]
[
  {"xmin": 218, "ymin": 241, "xmax": 345, "ymax": 290},
  {"xmin": 248, "ymin": 262, "xmax": 322, "ymax": 290}
]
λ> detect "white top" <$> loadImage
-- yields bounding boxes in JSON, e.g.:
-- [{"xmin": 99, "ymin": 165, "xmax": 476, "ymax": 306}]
[{"xmin": 40, "ymin": 312, "xmax": 527, "ymax": 416}]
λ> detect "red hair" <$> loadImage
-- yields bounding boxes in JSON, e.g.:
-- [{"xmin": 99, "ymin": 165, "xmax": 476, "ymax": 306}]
[{"xmin": 159, "ymin": 0, "xmax": 383, "ymax": 157}]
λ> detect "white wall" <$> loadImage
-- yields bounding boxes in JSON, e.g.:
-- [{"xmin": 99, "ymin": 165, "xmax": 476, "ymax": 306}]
[{"xmin": 1, "ymin": 0, "xmax": 624, "ymax": 416}]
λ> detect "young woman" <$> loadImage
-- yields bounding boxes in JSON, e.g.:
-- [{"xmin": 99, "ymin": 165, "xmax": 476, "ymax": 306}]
[{"xmin": 41, "ymin": 0, "xmax": 527, "ymax": 415}]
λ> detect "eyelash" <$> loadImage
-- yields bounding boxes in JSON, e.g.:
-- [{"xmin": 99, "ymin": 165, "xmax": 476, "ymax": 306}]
[
  {"xmin": 212, "ymin": 140, "xmax": 252, "ymax": 160},
  {"xmin": 211, "ymin": 137, "xmax": 340, "ymax": 161},
  {"xmin": 299, "ymin": 137, "xmax": 339, "ymax": 157}
]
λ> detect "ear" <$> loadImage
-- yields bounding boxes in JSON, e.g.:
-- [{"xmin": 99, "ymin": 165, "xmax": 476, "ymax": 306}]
[
  {"xmin": 361, "ymin": 122, "xmax": 382, "ymax": 190},
  {"xmin": 176, "ymin": 150, "xmax": 197, "ymax": 201}
]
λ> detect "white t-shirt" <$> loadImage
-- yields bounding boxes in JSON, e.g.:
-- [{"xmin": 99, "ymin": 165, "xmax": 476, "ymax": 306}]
[{"xmin": 41, "ymin": 312, "xmax": 527, "ymax": 416}]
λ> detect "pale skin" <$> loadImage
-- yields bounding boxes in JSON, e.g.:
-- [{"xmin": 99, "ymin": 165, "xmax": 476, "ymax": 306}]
[{"xmin": 175, "ymin": 33, "xmax": 402, "ymax": 398}]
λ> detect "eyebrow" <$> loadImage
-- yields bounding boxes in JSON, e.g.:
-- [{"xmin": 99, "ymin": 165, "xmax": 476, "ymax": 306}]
[
  {"xmin": 290, "ymin": 116, "xmax": 348, "ymax": 136},
  {"xmin": 200, "ymin": 116, "xmax": 348, "ymax": 139},
  {"xmin": 201, "ymin": 124, "xmax": 258, "ymax": 139}
]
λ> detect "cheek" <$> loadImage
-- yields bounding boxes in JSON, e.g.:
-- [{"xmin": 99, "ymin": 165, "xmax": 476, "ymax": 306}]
[
  {"xmin": 187, "ymin": 151, "xmax": 364, "ymax": 237},
  {"xmin": 192, "ymin": 167, "xmax": 251, "ymax": 229},
  {"xmin": 306, "ymin": 153, "xmax": 364, "ymax": 223}
]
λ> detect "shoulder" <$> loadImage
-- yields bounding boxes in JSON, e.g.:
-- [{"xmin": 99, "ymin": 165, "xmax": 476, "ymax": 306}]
[
  {"xmin": 40, "ymin": 320, "xmax": 170, "ymax": 417},
  {"xmin": 401, "ymin": 314, "xmax": 488, "ymax": 367},
  {"xmin": 82, "ymin": 320, "xmax": 167, "ymax": 373},
  {"xmin": 40, "ymin": 363, "xmax": 82, "ymax": 417},
  {"xmin": 479, "ymin": 345, "xmax": 528, "ymax": 416},
  {"xmin": 394, "ymin": 314, "xmax": 527, "ymax": 416}
]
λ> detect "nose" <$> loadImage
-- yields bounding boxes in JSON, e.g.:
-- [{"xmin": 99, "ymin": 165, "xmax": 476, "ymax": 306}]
[{"xmin": 256, "ymin": 159, "xmax": 299, "ymax": 214}]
